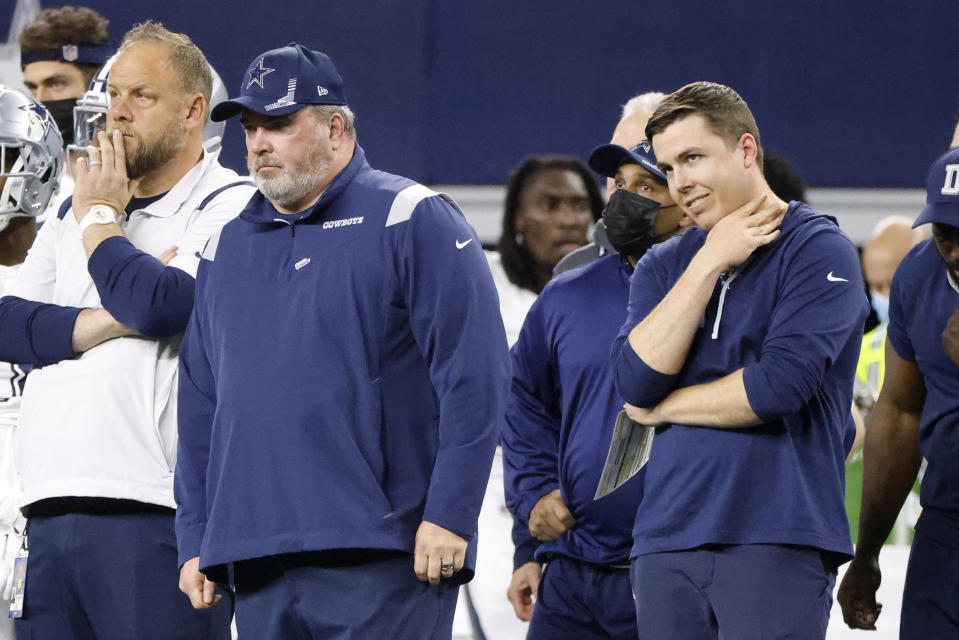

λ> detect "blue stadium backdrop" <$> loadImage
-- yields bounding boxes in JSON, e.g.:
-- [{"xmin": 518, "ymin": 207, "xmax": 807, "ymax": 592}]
[{"xmin": 5, "ymin": 0, "xmax": 957, "ymax": 187}]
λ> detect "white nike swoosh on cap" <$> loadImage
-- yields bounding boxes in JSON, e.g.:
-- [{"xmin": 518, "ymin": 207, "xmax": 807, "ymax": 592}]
[
  {"xmin": 826, "ymin": 271, "xmax": 849, "ymax": 282},
  {"xmin": 455, "ymin": 239, "xmax": 473, "ymax": 249}
]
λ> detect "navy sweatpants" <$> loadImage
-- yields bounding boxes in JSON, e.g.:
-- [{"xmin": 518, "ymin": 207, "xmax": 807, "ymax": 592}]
[
  {"xmin": 631, "ymin": 544, "xmax": 836, "ymax": 640},
  {"xmin": 901, "ymin": 528, "xmax": 959, "ymax": 636},
  {"xmin": 527, "ymin": 555, "xmax": 637, "ymax": 640},
  {"xmin": 232, "ymin": 550, "xmax": 458, "ymax": 640},
  {"xmin": 14, "ymin": 512, "xmax": 231, "ymax": 640}
]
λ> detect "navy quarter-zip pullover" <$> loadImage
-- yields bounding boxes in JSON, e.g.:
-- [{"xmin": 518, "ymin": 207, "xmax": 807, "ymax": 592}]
[
  {"xmin": 175, "ymin": 146, "xmax": 510, "ymax": 584},
  {"xmin": 612, "ymin": 202, "xmax": 868, "ymax": 560}
]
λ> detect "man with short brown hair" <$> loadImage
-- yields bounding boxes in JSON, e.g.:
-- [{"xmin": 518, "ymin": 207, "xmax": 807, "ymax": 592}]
[
  {"xmin": 0, "ymin": 20, "xmax": 253, "ymax": 639},
  {"xmin": 612, "ymin": 81, "xmax": 867, "ymax": 639}
]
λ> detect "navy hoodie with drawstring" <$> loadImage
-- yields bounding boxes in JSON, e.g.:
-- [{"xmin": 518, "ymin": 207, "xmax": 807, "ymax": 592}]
[
  {"xmin": 612, "ymin": 202, "xmax": 868, "ymax": 561},
  {"xmin": 174, "ymin": 146, "xmax": 511, "ymax": 584}
]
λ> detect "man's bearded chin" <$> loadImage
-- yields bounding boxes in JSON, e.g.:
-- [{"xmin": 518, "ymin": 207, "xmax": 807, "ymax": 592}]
[{"xmin": 118, "ymin": 123, "xmax": 186, "ymax": 180}]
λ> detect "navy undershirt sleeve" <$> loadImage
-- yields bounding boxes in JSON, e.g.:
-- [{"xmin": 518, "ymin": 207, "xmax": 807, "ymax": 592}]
[
  {"xmin": 86, "ymin": 236, "xmax": 196, "ymax": 339},
  {"xmin": 0, "ymin": 296, "xmax": 81, "ymax": 366},
  {"xmin": 511, "ymin": 518, "xmax": 541, "ymax": 569}
]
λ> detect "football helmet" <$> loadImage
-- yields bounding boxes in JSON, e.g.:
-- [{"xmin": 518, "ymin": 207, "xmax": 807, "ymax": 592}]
[
  {"xmin": 0, "ymin": 85, "xmax": 63, "ymax": 232},
  {"xmin": 69, "ymin": 54, "xmax": 115, "ymax": 157}
]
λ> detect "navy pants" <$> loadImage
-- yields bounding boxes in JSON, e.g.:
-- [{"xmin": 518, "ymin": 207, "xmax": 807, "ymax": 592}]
[
  {"xmin": 14, "ymin": 512, "xmax": 231, "ymax": 640},
  {"xmin": 631, "ymin": 544, "xmax": 836, "ymax": 640},
  {"xmin": 232, "ymin": 550, "xmax": 458, "ymax": 640},
  {"xmin": 901, "ymin": 528, "xmax": 959, "ymax": 636},
  {"xmin": 527, "ymin": 555, "xmax": 637, "ymax": 640}
]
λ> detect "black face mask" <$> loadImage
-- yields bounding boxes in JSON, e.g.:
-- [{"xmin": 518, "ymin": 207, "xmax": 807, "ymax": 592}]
[
  {"xmin": 602, "ymin": 189, "xmax": 664, "ymax": 260},
  {"xmin": 41, "ymin": 97, "xmax": 77, "ymax": 146}
]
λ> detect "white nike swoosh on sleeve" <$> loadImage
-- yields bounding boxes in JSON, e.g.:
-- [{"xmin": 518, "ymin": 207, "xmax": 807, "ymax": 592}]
[{"xmin": 826, "ymin": 271, "xmax": 849, "ymax": 282}]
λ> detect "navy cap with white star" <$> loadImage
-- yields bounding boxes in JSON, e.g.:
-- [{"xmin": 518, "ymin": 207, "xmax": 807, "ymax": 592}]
[{"xmin": 211, "ymin": 43, "xmax": 347, "ymax": 122}]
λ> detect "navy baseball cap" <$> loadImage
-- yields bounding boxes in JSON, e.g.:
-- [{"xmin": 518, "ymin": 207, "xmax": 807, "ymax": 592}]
[
  {"xmin": 211, "ymin": 43, "xmax": 347, "ymax": 122},
  {"xmin": 588, "ymin": 140, "xmax": 666, "ymax": 182},
  {"xmin": 913, "ymin": 147, "xmax": 959, "ymax": 228}
]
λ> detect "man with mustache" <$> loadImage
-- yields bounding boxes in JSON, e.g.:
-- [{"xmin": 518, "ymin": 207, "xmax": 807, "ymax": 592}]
[
  {"xmin": 174, "ymin": 43, "xmax": 508, "ymax": 640},
  {"xmin": 0, "ymin": 21, "xmax": 253, "ymax": 639}
]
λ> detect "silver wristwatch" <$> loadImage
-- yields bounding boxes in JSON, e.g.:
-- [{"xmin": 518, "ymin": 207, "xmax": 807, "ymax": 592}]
[{"xmin": 78, "ymin": 205, "xmax": 118, "ymax": 233}]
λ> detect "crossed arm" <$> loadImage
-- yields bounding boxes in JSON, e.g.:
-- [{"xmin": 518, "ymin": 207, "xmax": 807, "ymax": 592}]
[{"xmin": 619, "ymin": 196, "xmax": 783, "ymax": 427}]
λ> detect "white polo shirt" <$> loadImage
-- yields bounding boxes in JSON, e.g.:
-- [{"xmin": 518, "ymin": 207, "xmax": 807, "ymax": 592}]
[
  {"xmin": 484, "ymin": 250, "xmax": 537, "ymax": 347},
  {"xmin": 6, "ymin": 152, "xmax": 255, "ymax": 509}
]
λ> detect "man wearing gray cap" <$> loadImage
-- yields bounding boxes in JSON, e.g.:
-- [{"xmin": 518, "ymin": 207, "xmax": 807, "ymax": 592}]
[
  {"xmin": 174, "ymin": 43, "xmax": 509, "ymax": 639},
  {"xmin": 838, "ymin": 146, "xmax": 959, "ymax": 637}
]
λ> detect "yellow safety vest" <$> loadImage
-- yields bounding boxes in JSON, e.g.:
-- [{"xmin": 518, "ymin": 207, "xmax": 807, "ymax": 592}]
[{"xmin": 854, "ymin": 324, "xmax": 886, "ymax": 411}]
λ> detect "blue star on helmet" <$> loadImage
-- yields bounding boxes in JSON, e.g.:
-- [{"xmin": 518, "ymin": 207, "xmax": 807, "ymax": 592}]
[
  {"xmin": 247, "ymin": 58, "xmax": 275, "ymax": 90},
  {"xmin": 18, "ymin": 101, "xmax": 51, "ymax": 123}
]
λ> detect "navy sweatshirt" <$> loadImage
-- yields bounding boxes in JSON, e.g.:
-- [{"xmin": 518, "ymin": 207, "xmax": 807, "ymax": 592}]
[
  {"xmin": 887, "ymin": 240, "xmax": 959, "ymax": 547},
  {"xmin": 612, "ymin": 202, "xmax": 868, "ymax": 560},
  {"xmin": 503, "ymin": 254, "xmax": 643, "ymax": 566},
  {"xmin": 174, "ymin": 146, "xmax": 510, "ymax": 584}
]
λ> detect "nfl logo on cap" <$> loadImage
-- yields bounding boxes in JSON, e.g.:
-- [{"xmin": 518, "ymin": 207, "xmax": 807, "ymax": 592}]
[{"xmin": 62, "ymin": 45, "xmax": 78, "ymax": 62}]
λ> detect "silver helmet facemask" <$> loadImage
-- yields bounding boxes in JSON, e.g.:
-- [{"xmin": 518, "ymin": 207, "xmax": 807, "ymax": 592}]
[
  {"xmin": 0, "ymin": 86, "xmax": 63, "ymax": 233},
  {"xmin": 68, "ymin": 55, "xmax": 229, "ymax": 170},
  {"xmin": 68, "ymin": 54, "xmax": 115, "ymax": 162},
  {"xmin": 202, "ymin": 64, "xmax": 228, "ymax": 154}
]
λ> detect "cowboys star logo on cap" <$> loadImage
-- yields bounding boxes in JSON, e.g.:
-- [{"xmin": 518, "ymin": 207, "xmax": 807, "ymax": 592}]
[
  {"xmin": 211, "ymin": 43, "xmax": 348, "ymax": 122},
  {"xmin": 247, "ymin": 58, "xmax": 275, "ymax": 90},
  {"xmin": 62, "ymin": 45, "xmax": 78, "ymax": 62}
]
